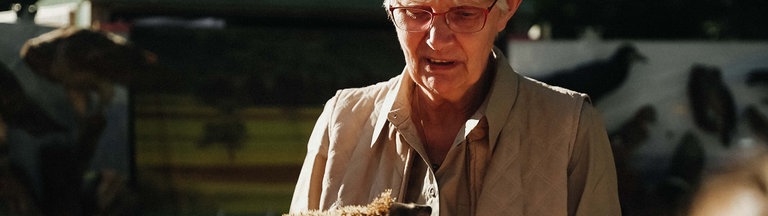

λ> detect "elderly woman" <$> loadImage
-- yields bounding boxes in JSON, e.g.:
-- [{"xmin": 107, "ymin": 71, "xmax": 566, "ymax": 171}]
[{"xmin": 290, "ymin": 0, "xmax": 621, "ymax": 215}]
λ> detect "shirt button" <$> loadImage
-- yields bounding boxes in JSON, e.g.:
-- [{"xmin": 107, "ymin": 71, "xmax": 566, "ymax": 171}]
[{"xmin": 428, "ymin": 187, "xmax": 436, "ymax": 198}]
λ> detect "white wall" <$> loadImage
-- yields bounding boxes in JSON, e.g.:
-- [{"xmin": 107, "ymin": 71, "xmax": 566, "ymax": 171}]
[{"xmin": 507, "ymin": 40, "xmax": 768, "ymax": 181}]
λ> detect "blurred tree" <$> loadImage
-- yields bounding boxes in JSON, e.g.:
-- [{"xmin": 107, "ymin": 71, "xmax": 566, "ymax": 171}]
[
  {"xmin": 727, "ymin": 0, "xmax": 768, "ymax": 39},
  {"xmin": 529, "ymin": 0, "xmax": 766, "ymax": 40},
  {"xmin": 0, "ymin": 1, "xmax": 9, "ymax": 11},
  {"xmin": 130, "ymin": 24, "xmax": 401, "ymax": 106}
]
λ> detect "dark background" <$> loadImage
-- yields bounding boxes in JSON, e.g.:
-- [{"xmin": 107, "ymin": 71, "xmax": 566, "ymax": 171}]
[{"xmin": 2, "ymin": 0, "xmax": 767, "ymax": 215}]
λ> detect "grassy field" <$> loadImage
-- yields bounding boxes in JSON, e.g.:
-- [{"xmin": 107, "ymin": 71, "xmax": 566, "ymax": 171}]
[{"xmin": 135, "ymin": 95, "xmax": 322, "ymax": 215}]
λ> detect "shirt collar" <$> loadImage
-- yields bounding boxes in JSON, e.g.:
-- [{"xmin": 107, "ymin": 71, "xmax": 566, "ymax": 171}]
[
  {"xmin": 484, "ymin": 47, "xmax": 520, "ymax": 151},
  {"xmin": 370, "ymin": 68, "xmax": 409, "ymax": 147},
  {"xmin": 371, "ymin": 47, "xmax": 519, "ymax": 151}
]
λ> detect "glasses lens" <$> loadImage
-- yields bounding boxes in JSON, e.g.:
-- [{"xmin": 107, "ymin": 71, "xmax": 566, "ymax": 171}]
[
  {"xmin": 447, "ymin": 7, "xmax": 486, "ymax": 33},
  {"xmin": 392, "ymin": 8, "xmax": 432, "ymax": 31},
  {"xmin": 391, "ymin": 6, "xmax": 489, "ymax": 33}
]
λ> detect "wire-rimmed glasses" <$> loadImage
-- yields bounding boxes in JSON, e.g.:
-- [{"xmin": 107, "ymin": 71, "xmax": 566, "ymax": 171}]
[{"xmin": 388, "ymin": 0, "xmax": 499, "ymax": 33}]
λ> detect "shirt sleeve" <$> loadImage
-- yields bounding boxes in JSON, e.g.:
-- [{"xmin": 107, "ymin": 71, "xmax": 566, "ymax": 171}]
[
  {"xmin": 567, "ymin": 102, "xmax": 622, "ymax": 216},
  {"xmin": 289, "ymin": 94, "xmax": 337, "ymax": 213}
]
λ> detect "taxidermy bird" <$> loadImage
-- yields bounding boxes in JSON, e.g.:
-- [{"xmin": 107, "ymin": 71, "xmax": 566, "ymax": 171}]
[
  {"xmin": 654, "ymin": 132, "xmax": 706, "ymax": 215},
  {"xmin": 539, "ymin": 43, "xmax": 647, "ymax": 103},
  {"xmin": 686, "ymin": 64, "xmax": 736, "ymax": 147},
  {"xmin": 744, "ymin": 105, "xmax": 768, "ymax": 144},
  {"xmin": 746, "ymin": 68, "xmax": 768, "ymax": 86},
  {"xmin": 609, "ymin": 104, "xmax": 657, "ymax": 150}
]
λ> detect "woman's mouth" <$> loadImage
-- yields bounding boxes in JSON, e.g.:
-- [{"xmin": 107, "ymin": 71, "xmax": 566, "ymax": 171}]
[
  {"xmin": 424, "ymin": 58, "xmax": 460, "ymax": 72},
  {"xmin": 427, "ymin": 58, "xmax": 456, "ymax": 66}
]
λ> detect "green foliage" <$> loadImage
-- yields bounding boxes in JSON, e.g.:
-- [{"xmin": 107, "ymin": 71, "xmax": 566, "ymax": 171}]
[
  {"xmin": 135, "ymin": 97, "xmax": 321, "ymax": 214},
  {"xmin": 130, "ymin": 25, "xmax": 403, "ymax": 106}
]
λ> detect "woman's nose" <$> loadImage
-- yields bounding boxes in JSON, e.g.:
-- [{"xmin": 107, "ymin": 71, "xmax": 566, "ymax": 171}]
[{"xmin": 426, "ymin": 16, "xmax": 455, "ymax": 51}]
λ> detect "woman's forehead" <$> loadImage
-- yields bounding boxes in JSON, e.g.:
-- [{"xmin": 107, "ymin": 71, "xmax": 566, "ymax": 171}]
[{"xmin": 392, "ymin": 0, "xmax": 488, "ymax": 6}]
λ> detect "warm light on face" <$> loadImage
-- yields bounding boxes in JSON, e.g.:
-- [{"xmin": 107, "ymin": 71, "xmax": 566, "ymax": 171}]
[{"xmin": 389, "ymin": 0, "xmax": 510, "ymax": 102}]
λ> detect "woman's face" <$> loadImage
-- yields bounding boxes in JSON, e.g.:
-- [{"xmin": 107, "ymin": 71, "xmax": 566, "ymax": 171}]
[{"xmin": 391, "ymin": 0, "xmax": 512, "ymax": 101}]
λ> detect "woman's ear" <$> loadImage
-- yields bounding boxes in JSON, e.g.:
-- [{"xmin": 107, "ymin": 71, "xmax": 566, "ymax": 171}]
[
  {"xmin": 509, "ymin": 0, "xmax": 523, "ymax": 11},
  {"xmin": 495, "ymin": 0, "xmax": 521, "ymax": 32}
]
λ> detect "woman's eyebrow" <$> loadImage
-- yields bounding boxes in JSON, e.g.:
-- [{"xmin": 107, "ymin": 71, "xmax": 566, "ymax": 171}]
[{"xmin": 390, "ymin": 0, "xmax": 488, "ymax": 8}]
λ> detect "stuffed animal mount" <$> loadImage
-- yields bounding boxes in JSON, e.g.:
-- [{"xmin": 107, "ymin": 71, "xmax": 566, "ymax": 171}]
[{"xmin": 285, "ymin": 190, "xmax": 432, "ymax": 216}]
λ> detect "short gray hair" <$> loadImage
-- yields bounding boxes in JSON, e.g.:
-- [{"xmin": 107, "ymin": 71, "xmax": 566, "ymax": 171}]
[{"xmin": 496, "ymin": 0, "xmax": 509, "ymax": 11}]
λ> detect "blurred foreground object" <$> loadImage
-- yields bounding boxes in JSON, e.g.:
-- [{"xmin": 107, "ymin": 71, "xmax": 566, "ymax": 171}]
[
  {"xmin": 688, "ymin": 149, "xmax": 768, "ymax": 216},
  {"xmin": 0, "ymin": 62, "xmax": 66, "ymax": 136},
  {"xmin": 20, "ymin": 26, "xmax": 156, "ymax": 115},
  {"xmin": 0, "ymin": 26, "xmax": 154, "ymax": 216},
  {"xmin": 0, "ymin": 61, "xmax": 56, "ymax": 215}
]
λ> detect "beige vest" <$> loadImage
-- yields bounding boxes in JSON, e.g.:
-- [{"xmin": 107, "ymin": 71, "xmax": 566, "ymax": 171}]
[{"xmin": 290, "ymin": 48, "xmax": 621, "ymax": 216}]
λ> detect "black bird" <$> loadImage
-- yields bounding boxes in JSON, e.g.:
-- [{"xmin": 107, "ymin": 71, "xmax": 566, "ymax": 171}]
[
  {"xmin": 745, "ymin": 68, "xmax": 768, "ymax": 86},
  {"xmin": 745, "ymin": 68, "xmax": 768, "ymax": 105},
  {"xmin": 651, "ymin": 132, "xmax": 706, "ymax": 216},
  {"xmin": 197, "ymin": 114, "xmax": 246, "ymax": 162},
  {"xmin": 744, "ymin": 105, "xmax": 768, "ymax": 144},
  {"xmin": 608, "ymin": 105, "xmax": 656, "ymax": 215},
  {"xmin": 687, "ymin": 64, "xmax": 737, "ymax": 147},
  {"xmin": 667, "ymin": 132, "xmax": 706, "ymax": 188},
  {"xmin": 0, "ymin": 62, "xmax": 66, "ymax": 137},
  {"xmin": 538, "ymin": 43, "xmax": 647, "ymax": 103},
  {"xmin": 609, "ymin": 104, "xmax": 657, "ymax": 151},
  {"xmin": 193, "ymin": 75, "xmax": 249, "ymax": 161}
]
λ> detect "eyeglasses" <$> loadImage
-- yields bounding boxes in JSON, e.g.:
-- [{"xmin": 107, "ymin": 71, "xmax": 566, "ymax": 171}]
[{"xmin": 388, "ymin": 0, "xmax": 498, "ymax": 33}]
